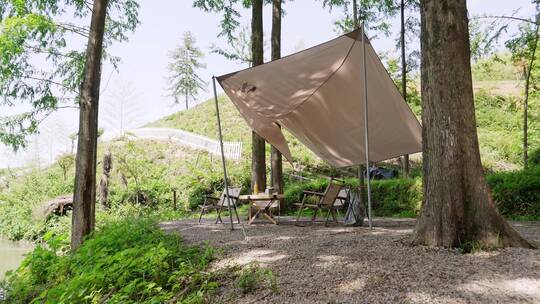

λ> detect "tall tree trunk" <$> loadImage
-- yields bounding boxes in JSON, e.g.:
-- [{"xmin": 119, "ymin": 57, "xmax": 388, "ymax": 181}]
[
  {"xmin": 523, "ymin": 23, "xmax": 539, "ymax": 169},
  {"xmin": 99, "ymin": 149, "xmax": 112, "ymax": 209},
  {"xmin": 352, "ymin": 0, "xmax": 359, "ymax": 28},
  {"xmin": 400, "ymin": 0, "xmax": 410, "ymax": 177},
  {"xmin": 271, "ymin": 0, "xmax": 284, "ymax": 209},
  {"xmin": 251, "ymin": 0, "xmax": 266, "ymax": 192},
  {"xmin": 413, "ymin": 0, "xmax": 532, "ymax": 248},
  {"xmin": 71, "ymin": 0, "xmax": 108, "ymax": 250}
]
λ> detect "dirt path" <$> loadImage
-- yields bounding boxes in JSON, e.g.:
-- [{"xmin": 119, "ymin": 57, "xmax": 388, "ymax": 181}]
[{"xmin": 161, "ymin": 218, "xmax": 540, "ymax": 304}]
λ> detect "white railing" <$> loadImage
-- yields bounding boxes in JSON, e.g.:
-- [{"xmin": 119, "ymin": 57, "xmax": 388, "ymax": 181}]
[{"xmin": 127, "ymin": 127, "xmax": 243, "ymax": 160}]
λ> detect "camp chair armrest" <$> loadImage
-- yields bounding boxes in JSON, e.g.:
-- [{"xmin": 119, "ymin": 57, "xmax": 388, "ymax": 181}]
[
  {"xmin": 204, "ymin": 195, "xmax": 220, "ymax": 201},
  {"xmin": 302, "ymin": 190, "xmax": 325, "ymax": 196}
]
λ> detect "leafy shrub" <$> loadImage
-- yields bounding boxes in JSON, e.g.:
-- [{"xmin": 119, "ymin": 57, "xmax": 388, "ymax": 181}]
[
  {"xmin": 487, "ymin": 166, "xmax": 540, "ymax": 219},
  {"xmin": 0, "ymin": 167, "xmax": 73, "ymax": 241},
  {"xmin": 369, "ymin": 178, "xmax": 423, "ymax": 217},
  {"xmin": 2, "ymin": 218, "xmax": 216, "ymax": 304},
  {"xmin": 530, "ymin": 147, "xmax": 540, "ymax": 167}
]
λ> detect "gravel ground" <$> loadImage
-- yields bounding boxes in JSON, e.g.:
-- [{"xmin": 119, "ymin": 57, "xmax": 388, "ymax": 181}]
[{"xmin": 161, "ymin": 218, "xmax": 540, "ymax": 304}]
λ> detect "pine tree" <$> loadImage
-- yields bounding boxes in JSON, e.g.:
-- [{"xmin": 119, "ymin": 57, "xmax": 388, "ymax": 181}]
[{"xmin": 167, "ymin": 32, "xmax": 207, "ymax": 109}]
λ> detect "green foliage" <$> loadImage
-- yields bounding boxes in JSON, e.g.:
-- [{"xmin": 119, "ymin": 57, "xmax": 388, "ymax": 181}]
[
  {"xmin": 56, "ymin": 154, "xmax": 75, "ymax": 181},
  {"xmin": 112, "ymin": 140, "xmax": 172, "ymax": 206},
  {"xmin": 210, "ymin": 25, "xmax": 253, "ymax": 65},
  {"xmin": 0, "ymin": 0, "xmax": 139, "ymax": 149},
  {"xmin": 193, "ymin": 0, "xmax": 248, "ymax": 43},
  {"xmin": 322, "ymin": 0, "xmax": 401, "ymax": 35},
  {"xmin": 474, "ymin": 90, "xmax": 539, "ymax": 168},
  {"xmin": 369, "ymin": 178, "xmax": 422, "ymax": 217},
  {"xmin": 487, "ymin": 166, "xmax": 540, "ymax": 219},
  {"xmin": 235, "ymin": 263, "xmax": 277, "ymax": 295},
  {"xmin": 0, "ymin": 166, "xmax": 73, "ymax": 241},
  {"xmin": 530, "ymin": 147, "xmax": 540, "ymax": 166},
  {"xmin": 2, "ymin": 218, "xmax": 217, "ymax": 304},
  {"xmin": 472, "ymin": 53, "xmax": 520, "ymax": 81}
]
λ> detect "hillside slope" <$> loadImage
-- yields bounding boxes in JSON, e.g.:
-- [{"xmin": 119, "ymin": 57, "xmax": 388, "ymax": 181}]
[{"xmin": 147, "ymin": 95, "xmax": 325, "ymax": 168}]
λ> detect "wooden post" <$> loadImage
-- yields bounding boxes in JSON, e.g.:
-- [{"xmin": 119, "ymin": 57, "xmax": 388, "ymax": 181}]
[{"xmin": 172, "ymin": 189, "xmax": 177, "ymax": 211}]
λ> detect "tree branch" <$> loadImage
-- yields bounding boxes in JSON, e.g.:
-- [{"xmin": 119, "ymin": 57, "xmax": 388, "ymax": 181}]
[
  {"xmin": 56, "ymin": 23, "xmax": 90, "ymax": 38},
  {"xmin": 24, "ymin": 45, "xmax": 81, "ymax": 60},
  {"xmin": 22, "ymin": 75, "xmax": 76, "ymax": 92},
  {"xmin": 472, "ymin": 15, "xmax": 537, "ymax": 25}
]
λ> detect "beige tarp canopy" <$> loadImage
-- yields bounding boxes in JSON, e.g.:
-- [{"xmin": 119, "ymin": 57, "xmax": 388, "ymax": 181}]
[{"xmin": 216, "ymin": 28, "xmax": 421, "ymax": 168}]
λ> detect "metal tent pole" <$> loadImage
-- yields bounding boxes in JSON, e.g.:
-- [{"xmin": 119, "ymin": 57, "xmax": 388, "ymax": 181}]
[
  {"xmin": 212, "ymin": 77, "xmax": 247, "ymax": 238},
  {"xmin": 361, "ymin": 24, "xmax": 373, "ymax": 229},
  {"xmin": 213, "ymin": 76, "xmax": 235, "ymax": 231}
]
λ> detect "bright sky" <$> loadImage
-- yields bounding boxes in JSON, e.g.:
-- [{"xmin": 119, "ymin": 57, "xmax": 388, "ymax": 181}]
[{"xmin": 0, "ymin": 0, "xmax": 535, "ymax": 168}]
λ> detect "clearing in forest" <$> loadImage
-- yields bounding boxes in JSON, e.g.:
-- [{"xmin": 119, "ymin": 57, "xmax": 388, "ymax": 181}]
[{"xmin": 161, "ymin": 218, "xmax": 540, "ymax": 304}]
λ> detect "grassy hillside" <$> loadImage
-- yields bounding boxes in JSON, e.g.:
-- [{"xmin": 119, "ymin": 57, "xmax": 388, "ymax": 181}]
[{"xmin": 146, "ymin": 95, "xmax": 326, "ymax": 169}]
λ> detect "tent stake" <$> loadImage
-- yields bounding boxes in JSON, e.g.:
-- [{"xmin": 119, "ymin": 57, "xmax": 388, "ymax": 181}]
[
  {"xmin": 212, "ymin": 77, "xmax": 247, "ymax": 238},
  {"xmin": 361, "ymin": 24, "xmax": 373, "ymax": 230}
]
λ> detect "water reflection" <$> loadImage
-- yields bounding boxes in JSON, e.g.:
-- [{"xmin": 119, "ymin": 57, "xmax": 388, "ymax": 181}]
[{"xmin": 0, "ymin": 239, "xmax": 33, "ymax": 280}]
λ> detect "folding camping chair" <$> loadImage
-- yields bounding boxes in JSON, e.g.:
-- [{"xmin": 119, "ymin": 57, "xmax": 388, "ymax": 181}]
[
  {"xmin": 198, "ymin": 187, "xmax": 242, "ymax": 224},
  {"xmin": 294, "ymin": 180, "xmax": 343, "ymax": 226},
  {"xmin": 333, "ymin": 188, "xmax": 349, "ymax": 218}
]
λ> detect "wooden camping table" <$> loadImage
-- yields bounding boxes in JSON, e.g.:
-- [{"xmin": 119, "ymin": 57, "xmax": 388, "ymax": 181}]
[{"xmin": 239, "ymin": 193, "xmax": 284, "ymax": 225}]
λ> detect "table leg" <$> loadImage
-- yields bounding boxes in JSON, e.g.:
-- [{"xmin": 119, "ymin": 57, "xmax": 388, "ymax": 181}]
[{"xmin": 262, "ymin": 212, "xmax": 277, "ymax": 225}]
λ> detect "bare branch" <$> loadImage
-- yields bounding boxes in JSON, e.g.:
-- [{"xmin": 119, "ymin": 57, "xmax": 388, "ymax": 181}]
[
  {"xmin": 472, "ymin": 15, "xmax": 537, "ymax": 25},
  {"xmin": 22, "ymin": 75, "xmax": 76, "ymax": 92}
]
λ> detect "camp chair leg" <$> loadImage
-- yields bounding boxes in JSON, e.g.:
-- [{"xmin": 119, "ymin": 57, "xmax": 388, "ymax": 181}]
[
  {"xmin": 324, "ymin": 208, "xmax": 333, "ymax": 226},
  {"xmin": 331, "ymin": 209, "xmax": 338, "ymax": 223},
  {"xmin": 199, "ymin": 199, "xmax": 208, "ymax": 223},
  {"xmin": 234, "ymin": 205, "xmax": 241, "ymax": 224},
  {"xmin": 296, "ymin": 195, "xmax": 307, "ymax": 223},
  {"xmin": 198, "ymin": 209, "xmax": 204, "ymax": 223},
  {"xmin": 311, "ymin": 208, "xmax": 319, "ymax": 224},
  {"xmin": 215, "ymin": 207, "xmax": 224, "ymax": 224}
]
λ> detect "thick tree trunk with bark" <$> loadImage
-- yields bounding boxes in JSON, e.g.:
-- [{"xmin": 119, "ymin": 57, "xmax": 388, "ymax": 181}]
[
  {"xmin": 251, "ymin": 0, "xmax": 266, "ymax": 192},
  {"xmin": 413, "ymin": 0, "xmax": 532, "ymax": 249},
  {"xmin": 271, "ymin": 0, "xmax": 284, "ymax": 208},
  {"xmin": 71, "ymin": 0, "xmax": 108, "ymax": 250},
  {"xmin": 352, "ymin": 0, "xmax": 359, "ymax": 28},
  {"xmin": 523, "ymin": 24, "xmax": 538, "ymax": 169},
  {"xmin": 400, "ymin": 0, "xmax": 410, "ymax": 177},
  {"xmin": 99, "ymin": 149, "xmax": 112, "ymax": 209}
]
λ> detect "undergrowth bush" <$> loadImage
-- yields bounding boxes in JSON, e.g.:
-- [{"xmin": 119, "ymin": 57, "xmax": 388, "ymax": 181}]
[
  {"xmin": 487, "ymin": 166, "xmax": 540, "ymax": 220},
  {"xmin": 1, "ymin": 218, "xmax": 216, "ymax": 304},
  {"xmin": 530, "ymin": 147, "xmax": 540, "ymax": 167}
]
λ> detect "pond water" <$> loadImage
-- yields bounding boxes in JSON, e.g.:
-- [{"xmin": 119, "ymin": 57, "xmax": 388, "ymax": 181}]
[{"xmin": 0, "ymin": 239, "xmax": 33, "ymax": 280}]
